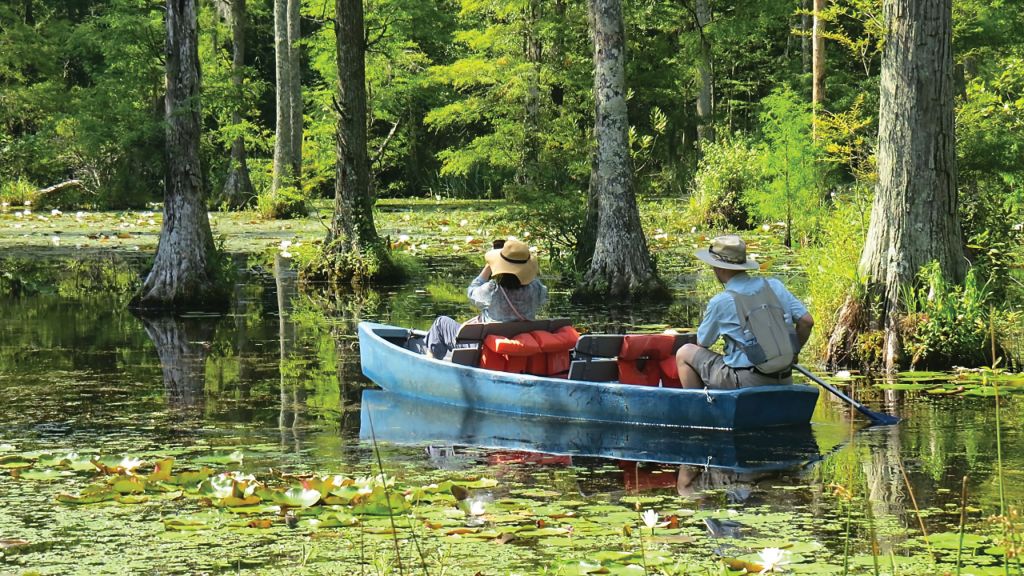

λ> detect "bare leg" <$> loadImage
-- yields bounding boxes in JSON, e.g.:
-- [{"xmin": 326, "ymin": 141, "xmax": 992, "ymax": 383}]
[{"xmin": 675, "ymin": 343, "xmax": 705, "ymax": 389}]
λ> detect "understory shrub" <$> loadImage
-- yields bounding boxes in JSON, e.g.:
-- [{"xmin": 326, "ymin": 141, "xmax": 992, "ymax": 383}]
[
  {"xmin": 797, "ymin": 188, "xmax": 870, "ymax": 359},
  {"xmin": 900, "ymin": 262, "xmax": 992, "ymax": 369},
  {"xmin": 0, "ymin": 178, "xmax": 39, "ymax": 208},
  {"xmin": 496, "ymin": 188, "xmax": 587, "ymax": 284},
  {"xmin": 256, "ymin": 185, "xmax": 308, "ymax": 220},
  {"xmin": 686, "ymin": 137, "xmax": 763, "ymax": 230}
]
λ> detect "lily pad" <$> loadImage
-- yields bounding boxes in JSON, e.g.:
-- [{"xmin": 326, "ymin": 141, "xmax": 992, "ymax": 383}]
[{"xmin": 272, "ymin": 487, "xmax": 322, "ymax": 508}]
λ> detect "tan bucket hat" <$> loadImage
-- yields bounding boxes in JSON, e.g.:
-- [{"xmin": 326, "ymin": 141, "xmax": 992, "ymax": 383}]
[
  {"xmin": 485, "ymin": 238, "xmax": 539, "ymax": 284},
  {"xmin": 694, "ymin": 234, "xmax": 759, "ymax": 270}
]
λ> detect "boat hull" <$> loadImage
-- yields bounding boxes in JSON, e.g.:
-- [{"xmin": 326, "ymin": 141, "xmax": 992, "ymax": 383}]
[
  {"xmin": 361, "ymin": 390, "xmax": 821, "ymax": 471},
  {"xmin": 358, "ymin": 322, "xmax": 819, "ymax": 431}
]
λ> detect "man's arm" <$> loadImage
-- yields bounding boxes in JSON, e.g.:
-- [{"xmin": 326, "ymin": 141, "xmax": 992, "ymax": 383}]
[{"xmin": 795, "ymin": 313, "xmax": 814, "ymax": 349}]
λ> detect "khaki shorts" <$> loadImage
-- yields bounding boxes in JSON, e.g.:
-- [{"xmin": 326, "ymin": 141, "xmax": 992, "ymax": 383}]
[{"xmin": 688, "ymin": 347, "xmax": 793, "ymax": 390}]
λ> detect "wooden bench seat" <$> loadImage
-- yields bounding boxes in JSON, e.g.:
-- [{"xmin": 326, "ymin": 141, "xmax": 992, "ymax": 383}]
[
  {"xmin": 450, "ymin": 318, "xmax": 573, "ymax": 366},
  {"xmin": 568, "ymin": 333, "xmax": 696, "ymax": 382}
]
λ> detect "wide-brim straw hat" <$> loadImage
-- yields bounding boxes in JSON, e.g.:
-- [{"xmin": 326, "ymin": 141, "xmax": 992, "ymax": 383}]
[
  {"xmin": 694, "ymin": 234, "xmax": 759, "ymax": 271},
  {"xmin": 485, "ymin": 238, "xmax": 539, "ymax": 284}
]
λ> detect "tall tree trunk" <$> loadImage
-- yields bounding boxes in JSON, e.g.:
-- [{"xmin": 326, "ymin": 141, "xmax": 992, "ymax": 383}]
[
  {"xmin": 802, "ymin": 0, "xmax": 811, "ymax": 74},
  {"xmin": 519, "ymin": 0, "xmax": 542, "ymax": 188},
  {"xmin": 576, "ymin": 0, "xmax": 666, "ymax": 300},
  {"xmin": 811, "ymin": 0, "xmax": 826, "ymax": 136},
  {"xmin": 695, "ymin": 0, "xmax": 715, "ymax": 151},
  {"xmin": 272, "ymin": 0, "xmax": 300, "ymax": 193},
  {"xmin": 827, "ymin": 0, "xmax": 965, "ymax": 371},
  {"xmin": 287, "ymin": 0, "xmax": 302, "ymax": 179},
  {"xmin": 134, "ymin": 0, "xmax": 225, "ymax": 311},
  {"xmin": 550, "ymin": 0, "xmax": 566, "ymax": 107},
  {"xmin": 221, "ymin": 0, "xmax": 254, "ymax": 208},
  {"xmin": 316, "ymin": 0, "xmax": 395, "ymax": 284}
]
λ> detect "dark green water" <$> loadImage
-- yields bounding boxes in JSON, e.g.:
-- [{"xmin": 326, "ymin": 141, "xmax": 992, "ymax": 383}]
[{"xmin": 0, "ymin": 255, "xmax": 1021, "ymax": 575}]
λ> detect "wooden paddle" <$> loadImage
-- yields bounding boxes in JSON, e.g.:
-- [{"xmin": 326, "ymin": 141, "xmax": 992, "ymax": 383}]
[{"xmin": 794, "ymin": 364, "xmax": 901, "ymax": 426}]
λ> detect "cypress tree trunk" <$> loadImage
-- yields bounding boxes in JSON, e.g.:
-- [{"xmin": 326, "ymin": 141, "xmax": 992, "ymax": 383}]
[
  {"xmin": 134, "ymin": 0, "xmax": 225, "ymax": 311},
  {"xmin": 550, "ymin": 0, "xmax": 566, "ymax": 107},
  {"xmin": 695, "ymin": 0, "xmax": 715, "ymax": 152},
  {"xmin": 272, "ymin": 0, "xmax": 301, "ymax": 194},
  {"xmin": 827, "ymin": 0, "xmax": 965, "ymax": 371},
  {"xmin": 313, "ymin": 0, "xmax": 395, "ymax": 284},
  {"xmin": 802, "ymin": 0, "xmax": 811, "ymax": 74},
  {"xmin": 287, "ymin": 0, "xmax": 302, "ymax": 179},
  {"xmin": 221, "ymin": 0, "xmax": 254, "ymax": 208},
  {"xmin": 576, "ymin": 0, "xmax": 666, "ymax": 300}
]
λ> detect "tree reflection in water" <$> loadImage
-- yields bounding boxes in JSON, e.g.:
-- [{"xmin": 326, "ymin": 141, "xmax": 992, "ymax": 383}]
[{"xmin": 140, "ymin": 314, "xmax": 218, "ymax": 413}]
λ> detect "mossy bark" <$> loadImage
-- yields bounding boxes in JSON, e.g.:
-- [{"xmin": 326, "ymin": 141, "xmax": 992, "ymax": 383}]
[
  {"xmin": 133, "ymin": 0, "xmax": 228, "ymax": 313},
  {"xmin": 826, "ymin": 0, "xmax": 964, "ymax": 371},
  {"xmin": 575, "ymin": 0, "xmax": 667, "ymax": 302}
]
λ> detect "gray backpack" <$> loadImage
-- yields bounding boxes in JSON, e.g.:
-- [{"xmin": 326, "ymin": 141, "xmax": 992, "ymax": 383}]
[{"xmin": 727, "ymin": 280, "xmax": 799, "ymax": 374}]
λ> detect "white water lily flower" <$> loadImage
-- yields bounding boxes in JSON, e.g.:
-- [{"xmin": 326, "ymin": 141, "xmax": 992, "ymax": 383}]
[
  {"xmin": 119, "ymin": 457, "xmax": 144, "ymax": 471},
  {"xmin": 835, "ymin": 370, "xmax": 852, "ymax": 379},
  {"xmin": 23, "ymin": 200, "xmax": 31, "ymax": 206},
  {"xmin": 14, "ymin": 211, "xmax": 22, "ymax": 218},
  {"xmin": 758, "ymin": 547, "xmax": 791, "ymax": 573},
  {"xmin": 468, "ymin": 500, "xmax": 486, "ymax": 516},
  {"xmin": 641, "ymin": 509, "xmax": 659, "ymax": 528},
  {"xmin": 459, "ymin": 219, "xmax": 468, "ymax": 227},
  {"xmin": 51, "ymin": 209, "xmax": 62, "ymax": 216},
  {"xmin": 50, "ymin": 236, "xmax": 60, "ymax": 246}
]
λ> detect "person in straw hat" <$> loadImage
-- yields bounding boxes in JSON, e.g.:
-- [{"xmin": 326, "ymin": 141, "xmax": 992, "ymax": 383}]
[
  {"xmin": 417, "ymin": 238, "xmax": 548, "ymax": 360},
  {"xmin": 674, "ymin": 234, "xmax": 814, "ymax": 389}
]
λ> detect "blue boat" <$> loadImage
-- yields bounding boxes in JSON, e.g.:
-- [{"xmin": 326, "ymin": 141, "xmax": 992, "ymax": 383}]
[
  {"xmin": 358, "ymin": 321, "xmax": 820, "ymax": 431},
  {"xmin": 360, "ymin": 390, "xmax": 823, "ymax": 472}
]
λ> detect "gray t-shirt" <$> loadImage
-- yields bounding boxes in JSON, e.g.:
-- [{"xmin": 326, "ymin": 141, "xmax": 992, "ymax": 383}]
[{"xmin": 467, "ymin": 274, "xmax": 548, "ymax": 322}]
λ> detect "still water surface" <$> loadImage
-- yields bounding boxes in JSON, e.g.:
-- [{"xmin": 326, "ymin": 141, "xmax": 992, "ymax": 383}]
[{"xmin": 0, "ymin": 256, "xmax": 1021, "ymax": 575}]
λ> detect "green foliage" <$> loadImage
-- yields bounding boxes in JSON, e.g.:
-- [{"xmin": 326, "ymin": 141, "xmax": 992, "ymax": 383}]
[
  {"xmin": 900, "ymin": 262, "xmax": 993, "ymax": 369},
  {"xmin": 686, "ymin": 137, "xmax": 763, "ymax": 230},
  {"xmin": 299, "ymin": 237, "xmax": 406, "ymax": 286},
  {"xmin": 0, "ymin": 178, "xmax": 38, "ymax": 207},
  {"xmin": 495, "ymin": 188, "xmax": 587, "ymax": 283},
  {"xmin": 750, "ymin": 87, "xmax": 824, "ymax": 246},
  {"xmin": 797, "ymin": 187, "xmax": 871, "ymax": 358},
  {"xmin": 255, "ymin": 185, "xmax": 307, "ymax": 220}
]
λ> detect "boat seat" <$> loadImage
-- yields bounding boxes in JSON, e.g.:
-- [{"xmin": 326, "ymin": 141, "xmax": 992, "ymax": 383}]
[
  {"xmin": 569, "ymin": 333, "xmax": 696, "ymax": 383},
  {"xmin": 450, "ymin": 318, "xmax": 573, "ymax": 367}
]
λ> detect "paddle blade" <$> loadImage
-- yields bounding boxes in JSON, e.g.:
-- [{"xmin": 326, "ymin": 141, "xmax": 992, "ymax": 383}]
[{"xmin": 857, "ymin": 405, "xmax": 901, "ymax": 426}]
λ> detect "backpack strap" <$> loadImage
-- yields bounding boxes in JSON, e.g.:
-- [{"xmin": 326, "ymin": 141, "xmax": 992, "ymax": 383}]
[{"xmin": 726, "ymin": 279, "xmax": 786, "ymax": 328}]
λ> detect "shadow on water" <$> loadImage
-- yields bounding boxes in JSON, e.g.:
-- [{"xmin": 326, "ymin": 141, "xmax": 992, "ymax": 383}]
[{"xmin": 0, "ymin": 254, "xmax": 1022, "ymax": 574}]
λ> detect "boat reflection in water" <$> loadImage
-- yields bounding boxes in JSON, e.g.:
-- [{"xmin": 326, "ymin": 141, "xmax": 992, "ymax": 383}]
[{"xmin": 360, "ymin": 390, "xmax": 823, "ymax": 500}]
